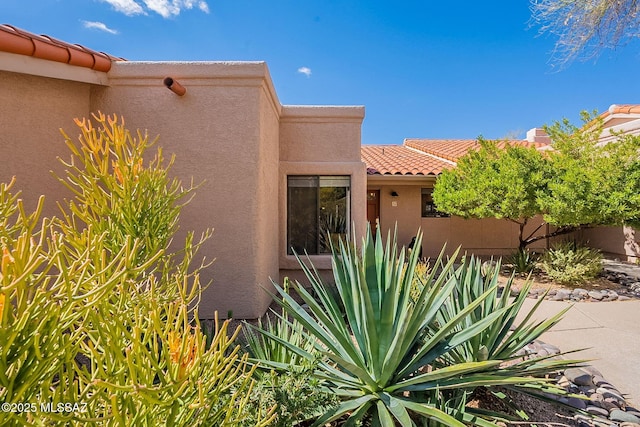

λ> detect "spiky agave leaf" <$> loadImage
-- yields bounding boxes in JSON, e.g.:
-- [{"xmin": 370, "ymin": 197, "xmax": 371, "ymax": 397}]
[{"xmin": 253, "ymin": 226, "xmax": 581, "ymax": 426}]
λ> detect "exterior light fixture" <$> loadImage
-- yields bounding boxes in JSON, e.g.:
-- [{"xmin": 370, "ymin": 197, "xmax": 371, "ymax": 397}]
[{"xmin": 391, "ymin": 191, "xmax": 399, "ymax": 197}]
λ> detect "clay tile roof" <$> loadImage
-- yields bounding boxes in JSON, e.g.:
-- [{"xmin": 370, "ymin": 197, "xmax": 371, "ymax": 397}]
[
  {"xmin": 361, "ymin": 145, "xmax": 452, "ymax": 176},
  {"xmin": 604, "ymin": 104, "xmax": 640, "ymax": 116},
  {"xmin": 0, "ymin": 24, "xmax": 124, "ymax": 72},
  {"xmin": 362, "ymin": 139, "xmax": 552, "ymax": 176},
  {"xmin": 404, "ymin": 138, "xmax": 549, "ymax": 162}
]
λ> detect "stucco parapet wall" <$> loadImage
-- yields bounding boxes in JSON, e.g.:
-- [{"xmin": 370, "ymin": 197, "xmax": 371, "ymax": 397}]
[
  {"xmin": 0, "ymin": 51, "xmax": 109, "ymax": 85},
  {"xmin": 107, "ymin": 61, "xmax": 282, "ymax": 114},
  {"xmin": 281, "ymin": 105, "xmax": 365, "ymax": 123}
]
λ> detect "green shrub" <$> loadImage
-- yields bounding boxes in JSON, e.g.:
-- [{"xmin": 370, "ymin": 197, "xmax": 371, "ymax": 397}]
[
  {"xmin": 251, "ymin": 228, "xmax": 580, "ymax": 426},
  {"xmin": 243, "ymin": 363, "xmax": 339, "ymax": 427},
  {"xmin": 242, "ymin": 279, "xmax": 333, "ymax": 425},
  {"xmin": 410, "ymin": 260, "xmax": 430, "ymax": 303},
  {"xmin": 0, "ymin": 113, "xmax": 273, "ymax": 426},
  {"xmin": 541, "ymin": 241, "xmax": 603, "ymax": 284},
  {"xmin": 56, "ymin": 113, "xmax": 197, "ymax": 269}
]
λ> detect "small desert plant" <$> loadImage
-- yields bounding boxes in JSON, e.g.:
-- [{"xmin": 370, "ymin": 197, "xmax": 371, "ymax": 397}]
[
  {"xmin": 541, "ymin": 241, "xmax": 603, "ymax": 284},
  {"xmin": 243, "ymin": 278, "xmax": 319, "ymax": 367},
  {"xmin": 243, "ymin": 280, "xmax": 334, "ymax": 425},
  {"xmin": 243, "ymin": 363, "xmax": 339, "ymax": 427},
  {"xmin": 410, "ymin": 260, "xmax": 431, "ymax": 302},
  {"xmin": 506, "ymin": 248, "xmax": 538, "ymax": 274}
]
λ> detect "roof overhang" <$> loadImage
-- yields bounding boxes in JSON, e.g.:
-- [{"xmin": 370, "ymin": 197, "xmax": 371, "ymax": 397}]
[
  {"xmin": 599, "ymin": 117, "xmax": 640, "ymax": 143},
  {"xmin": 0, "ymin": 51, "xmax": 110, "ymax": 85},
  {"xmin": 366, "ymin": 174, "xmax": 438, "ymax": 185}
]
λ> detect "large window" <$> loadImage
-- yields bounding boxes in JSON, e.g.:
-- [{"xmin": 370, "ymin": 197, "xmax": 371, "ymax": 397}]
[
  {"xmin": 287, "ymin": 176, "xmax": 350, "ymax": 255},
  {"xmin": 421, "ymin": 187, "xmax": 449, "ymax": 218}
]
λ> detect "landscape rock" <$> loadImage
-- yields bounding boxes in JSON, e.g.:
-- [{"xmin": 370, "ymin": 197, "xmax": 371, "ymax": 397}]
[
  {"xmin": 540, "ymin": 343, "xmax": 561, "ymax": 355},
  {"xmin": 584, "ymin": 366, "xmax": 604, "ymax": 377},
  {"xmin": 557, "ymin": 375, "xmax": 571, "ymax": 388},
  {"xmin": 597, "ymin": 387, "xmax": 625, "ymax": 404},
  {"xmin": 579, "ymin": 385, "xmax": 596, "ymax": 395},
  {"xmin": 567, "ymin": 397, "xmax": 588, "ymax": 410},
  {"xmin": 586, "ymin": 406, "xmax": 610, "ymax": 417},
  {"xmin": 565, "ymin": 367, "xmax": 595, "ymax": 387},
  {"xmin": 610, "ymin": 409, "xmax": 640, "ymax": 423},
  {"xmin": 601, "ymin": 400, "xmax": 619, "ymax": 412},
  {"xmin": 626, "ymin": 408, "xmax": 640, "ymax": 417},
  {"xmin": 592, "ymin": 377, "xmax": 606, "ymax": 387},
  {"xmin": 588, "ymin": 291, "xmax": 605, "ymax": 301}
]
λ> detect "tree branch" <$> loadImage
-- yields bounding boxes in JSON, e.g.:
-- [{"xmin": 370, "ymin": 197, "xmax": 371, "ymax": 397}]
[
  {"xmin": 523, "ymin": 221, "xmax": 546, "ymax": 243},
  {"xmin": 523, "ymin": 224, "xmax": 592, "ymax": 246}
]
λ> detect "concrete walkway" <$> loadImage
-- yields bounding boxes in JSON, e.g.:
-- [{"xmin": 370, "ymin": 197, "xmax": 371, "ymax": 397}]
[{"xmin": 519, "ymin": 298, "xmax": 640, "ymax": 406}]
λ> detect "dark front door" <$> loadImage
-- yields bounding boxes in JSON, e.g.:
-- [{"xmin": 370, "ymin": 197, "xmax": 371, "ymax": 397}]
[{"xmin": 367, "ymin": 190, "xmax": 380, "ymax": 235}]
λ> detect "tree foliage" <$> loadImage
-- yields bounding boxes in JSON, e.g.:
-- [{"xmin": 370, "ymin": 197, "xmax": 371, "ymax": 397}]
[
  {"xmin": 433, "ymin": 112, "xmax": 640, "ymax": 249},
  {"xmin": 530, "ymin": 0, "xmax": 640, "ymax": 66}
]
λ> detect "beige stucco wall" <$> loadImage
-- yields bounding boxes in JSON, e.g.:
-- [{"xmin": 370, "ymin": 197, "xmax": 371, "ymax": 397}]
[
  {"xmin": 378, "ymin": 185, "xmax": 422, "ymax": 248},
  {"xmin": 578, "ymin": 225, "xmax": 640, "ymax": 262},
  {"xmin": 0, "ymin": 70, "xmax": 92, "ymax": 217},
  {"xmin": 92, "ymin": 61, "xmax": 284, "ymax": 319},
  {"xmin": 368, "ymin": 178, "xmax": 550, "ymax": 259},
  {"xmin": 421, "ymin": 216, "xmax": 549, "ymax": 258},
  {"xmin": 279, "ymin": 106, "xmax": 363, "ymax": 162}
]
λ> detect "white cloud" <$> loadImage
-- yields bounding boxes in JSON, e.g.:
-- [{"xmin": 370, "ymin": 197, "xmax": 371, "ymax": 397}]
[
  {"xmin": 198, "ymin": 1, "xmax": 210, "ymax": 13},
  {"xmin": 142, "ymin": 0, "xmax": 177, "ymax": 18},
  {"xmin": 142, "ymin": 0, "xmax": 210, "ymax": 18},
  {"xmin": 99, "ymin": 0, "xmax": 210, "ymax": 18},
  {"xmin": 99, "ymin": 0, "xmax": 145, "ymax": 16},
  {"xmin": 81, "ymin": 20, "xmax": 119, "ymax": 35},
  {"xmin": 297, "ymin": 66, "xmax": 312, "ymax": 77}
]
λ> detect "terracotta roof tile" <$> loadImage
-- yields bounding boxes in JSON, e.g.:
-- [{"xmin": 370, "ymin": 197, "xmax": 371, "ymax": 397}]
[
  {"xmin": 0, "ymin": 24, "xmax": 124, "ymax": 72},
  {"xmin": 602, "ymin": 104, "xmax": 640, "ymax": 117},
  {"xmin": 404, "ymin": 138, "xmax": 548, "ymax": 162},
  {"xmin": 361, "ymin": 145, "xmax": 452, "ymax": 176},
  {"xmin": 363, "ymin": 139, "xmax": 551, "ymax": 176},
  {"xmin": 600, "ymin": 104, "xmax": 640, "ymax": 121}
]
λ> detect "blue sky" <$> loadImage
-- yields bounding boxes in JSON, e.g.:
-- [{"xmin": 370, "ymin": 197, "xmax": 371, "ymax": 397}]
[{"xmin": 2, "ymin": 0, "xmax": 640, "ymax": 145}]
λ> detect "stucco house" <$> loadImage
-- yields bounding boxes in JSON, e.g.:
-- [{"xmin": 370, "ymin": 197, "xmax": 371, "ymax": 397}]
[
  {"xmin": 361, "ymin": 111, "xmax": 640, "ymax": 263},
  {"xmin": 2, "ymin": 24, "xmax": 639, "ymax": 320},
  {"xmin": 0, "ymin": 24, "xmax": 366, "ymax": 319},
  {"xmin": 361, "ymin": 137, "xmax": 553, "ymax": 259}
]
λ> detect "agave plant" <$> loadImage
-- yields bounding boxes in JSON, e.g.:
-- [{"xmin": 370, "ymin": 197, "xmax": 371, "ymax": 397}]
[
  {"xmin": 506, "ymin": 249, "xmax": 538, "ymax": 274},
  {"xmin": 254, "ymin": 227, "xmax": 577, "ymax": 426},
  {"xmin": 431, "ymin": 256, "xmax": 571, "ymax": 364},
  {"xmin": 243, "ymin": 278, "xmax": 319, "ymax": 367}
]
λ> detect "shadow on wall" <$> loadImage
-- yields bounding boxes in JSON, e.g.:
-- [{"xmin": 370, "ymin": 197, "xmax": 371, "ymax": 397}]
[{"xmin": 624, "ymin": 226, "xmax": 640, "ymax": 261}]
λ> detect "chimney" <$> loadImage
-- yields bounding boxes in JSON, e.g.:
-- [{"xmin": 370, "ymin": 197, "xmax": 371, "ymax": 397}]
[{"xmin": 526, "ymin": 128, "xmax": 551, "ymax": 144}]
